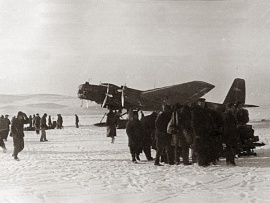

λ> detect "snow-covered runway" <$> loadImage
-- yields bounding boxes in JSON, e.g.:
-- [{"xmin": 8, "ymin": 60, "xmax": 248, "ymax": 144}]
[{"xmin": 1, "ymin": 120, "xmax": 270, "ymax": 203}]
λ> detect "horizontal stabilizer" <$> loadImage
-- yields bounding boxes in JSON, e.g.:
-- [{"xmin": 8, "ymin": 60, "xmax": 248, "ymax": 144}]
[{"xmin": 243, "ymin": 104, "xmax": 259, "ymax": 108}]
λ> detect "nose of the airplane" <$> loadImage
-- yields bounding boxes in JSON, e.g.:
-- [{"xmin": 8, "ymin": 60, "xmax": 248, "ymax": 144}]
[{"xmin": 77, "ymin": 83, "xmax": 88, "ymax": 99}]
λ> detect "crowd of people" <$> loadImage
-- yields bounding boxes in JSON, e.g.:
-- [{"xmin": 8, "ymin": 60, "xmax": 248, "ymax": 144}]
[
  {"xmin": 124, "ymin": 98, "xmax": 249, "ymax": 166},
  {"xmin": 0, "ymin": 112, "xmax": 66, "ymax": 161},
  {"xmin": 0, "ymin": 100, "xmax": 249, "ymax": 165}
]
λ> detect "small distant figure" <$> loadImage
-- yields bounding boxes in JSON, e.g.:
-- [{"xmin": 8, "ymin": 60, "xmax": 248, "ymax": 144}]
[
  {"xmin": 48, "ymin": 115, "xmax": 52, "ymax": 128},
  {"xmin": 40, "ymin": 113, "xmax": 48, "ymax": 142},
  {"xmin": 33, "ymin": 113, "xmax": 41, "ymax": 135},
  {"xmin": 57, "ymin": 114, "xmax": 63, "ymax": 129},
  {"xmin": 75, "ymin": 114, "xmax": 79, "ymax": 128},
  {"xmin": 10, "ymin": 111, "xmax": 29, "ymax": 161},
  {"xmin": 106, "ymin": 109, "xmax": 117, "ymax": 143},
  {"xmin": 3, "ymin": 114, "xmax": 11, "ymax": 141}
]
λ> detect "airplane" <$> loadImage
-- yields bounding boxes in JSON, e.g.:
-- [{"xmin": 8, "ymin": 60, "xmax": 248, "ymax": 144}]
[
  {"xmin": 206, "ymin": 78, "xmax": 259, "ymax": 112},
  {"xmin": 77, "ymin": 81, "xmax": 215, "ymax": 111}
]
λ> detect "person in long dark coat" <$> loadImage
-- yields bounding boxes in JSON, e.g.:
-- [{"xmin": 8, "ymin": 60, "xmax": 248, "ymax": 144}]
[
  {"xmin": 191, "ymin": 98, "xmax": 212, "ymax": 167},
  {"xmin": 207, "ymin": 107, "xmax": 224, "ymax": 164},
  {"xmin": 126, "ymin": 111, "xmax": 143, "ymax": 163},
  {"xmin": 11, "ymin": 111, "xmax": 29, "ymax": 161},
  {"xmin": 106, "ymin": 110, "xmax": 117, "ymax": 143},
  {"xmin": 168, "ymin": 105, "xmax": 193, "ymax": 165},
  {"xmin": 140, "ymin": 112, "xmax": 157, "ymax": 161},
  {"xmin": 223, "ymin": 103, "xmax": 240, "ymax": 166},
  {"xmin": 3, "ymin": 115, "xmax": 11, "ymax": 141},
  {"xmin": 154, "ymin": 105, "xmax": 173, "ymax": 166}
]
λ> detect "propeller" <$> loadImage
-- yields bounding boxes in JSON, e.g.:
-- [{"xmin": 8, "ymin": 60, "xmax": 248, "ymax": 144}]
[
  {"xmin": 118, "ymin": 85, "xmax": 126, "ymax": 108},
  {"xmin": 102, "ymin": 84, "xmax": 112, "ymax": 108}
]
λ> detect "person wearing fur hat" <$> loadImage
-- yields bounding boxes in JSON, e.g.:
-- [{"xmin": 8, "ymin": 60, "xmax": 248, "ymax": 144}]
[{"xmin": 10, "ymin": 111, "xmax": 29, "ymax": 161}]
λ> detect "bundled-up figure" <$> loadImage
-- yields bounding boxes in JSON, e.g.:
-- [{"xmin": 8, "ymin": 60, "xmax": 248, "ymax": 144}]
[
  {"xmin": 223, "ymin": 103, "xmax": 240, "ymax": 166},
  {"xmin": 33, "ymin": 113, "xmax": 41, "ymax": 135},
  {"xmin": 167, "ymin": 105, "xmax": 193, "ymax": 165},
  {"xmin": 206, "ymin": 108, "xmax": 224, "ymax": 164},
  {"xmin": 10, "ymin": 111, "xmax": 29, "ymax": 161},
  {"xmin": 106, "ymin": 110, "xmax": 117, "ymax": 143},
  {"xmin": 40, "ymin": 113, "xmax": 48, "ymax": 142},
  {"xmin": 191, "ymin": 98, "xmax": 212, "ymax": 167},
  {"xmin": 57, "ymin": 114, "xmax": 63, "ymax": 129},
  {"xmin": 154, "ymin": 105, "xmax": 173, "ymax": 166},
  {"xmin": 126, "ymin": 111, "xmax": 143, "ymax": 163},
  {"xmin": 3, "ymin": 115, "xmax": 11, "ymax": 141},
  {"xmin": 140, "ymin": 112, "xmax": 157, "ymax": 161}
]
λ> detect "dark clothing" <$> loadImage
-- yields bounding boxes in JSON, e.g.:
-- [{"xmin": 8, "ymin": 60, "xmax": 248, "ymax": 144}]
[
  {"xmin": 11, "ymin": 116, "xmax": 29, "ymax": 158},
  {"xmin": 2, "ymin": 118, "xmax": 11, "ymax": 140},
  {"xmin": 13, "ymin": 137, "xmax": 24, "ymax": 158},
  {"xmin": 235, "ymin": 108, "xmax": 249, "ymax": 125},
  {"xmin": 33, "ymin": 115, "xmax": 41, "ymax": 134},
  {"xmin": 75, "ymin": 115, "xmax": 79, "ymax": 128},
  {"xmin": 167, "ymin": 107, "xmax": 192, "ymax": 165},
  {"xmin": 57, "ymin": 115, "xmax": 63, "ymax": 129},
  {"xmin": 140, "ymin": 112, "xmax": 157, "ymax": 160},
  {"xmin": 106, "ymin": 112, "xmax": 117, "ymax": 138},
  {"xmin": 223, "ymin": 111, "xmax": 239, "ymax": 165},
  {"xmin": 154, "ymin": 111, "xmax": 172, "ymax": 165},
  {"xmin": 191, "ymin": 105, "xmax": 211, "ymax": 166},
  {"xmin": 126, "ymin": 118, "xmax": 143, "ymax": 161},
  {"xmin": 207, "ymin": 109, "xmax": 224, "ymax": 163},
  {"xmin": 40, "ymin": 116, "xmax": 47, "ymax": 142}
]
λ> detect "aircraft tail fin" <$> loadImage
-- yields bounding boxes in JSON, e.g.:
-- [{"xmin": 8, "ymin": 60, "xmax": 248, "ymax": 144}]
[{"xmin": 223, "ymin": 78, "xmax": 246, "ymax": 105}]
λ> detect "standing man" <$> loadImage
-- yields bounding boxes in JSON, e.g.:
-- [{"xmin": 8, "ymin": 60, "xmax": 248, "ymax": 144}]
[
  {"xmin": 40, "ymin": 113, "xmax": 48, "ymax": 142},
  {"xmin": 106, "ymin": 110, "xmax": 117, "ymax": 143},
  {"xmin": 75, "ymin": 114, "xmax": 79, "ymax": 128},
  {"xmin": 33, "ymin": 113, "xmax": 41, "ymax": 135},
  {"xmin": 154, "ymin": 105, "xmax": 173, "ymax": 166},
  {"xmin": 126, "ymin": 111, "xmax": 143, "ymax": 163},
  {"xmin": 223, "ymin": 103, "xmax": 239, "ymax": 166},
  {"xmin": 191, "ymin": 98, "xmax": 211, "ymax": 167},
  {"xmin": 140, "ymin": 111, "xmax": 157, "ymax": 161},
  {"xmin": 11, "ymin": 111, "xmax": 29, "ymax": 161},
  {"xmin": 3, "ymin": 114, "xmax": 11, "ymax": 141},
  {"xmin": 168, "ymin": 105, "xmax": 192, "ymax": 165}
]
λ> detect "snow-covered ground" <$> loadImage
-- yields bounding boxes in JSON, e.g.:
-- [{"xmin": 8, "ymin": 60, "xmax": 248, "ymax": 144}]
[{"xmin": 1, "ymin": 116, "xmax": 270, "ymax": 203}]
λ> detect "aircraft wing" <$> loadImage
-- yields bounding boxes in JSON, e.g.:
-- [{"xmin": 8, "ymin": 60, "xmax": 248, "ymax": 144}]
[{"xmin": 140, "ymin": 81, "xmax": 215, "ymax": 105}]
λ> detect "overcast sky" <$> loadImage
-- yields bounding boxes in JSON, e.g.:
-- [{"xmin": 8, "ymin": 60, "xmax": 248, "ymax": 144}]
[{"xmin": 0, "ymin": 0, "xmax": 270, "ymax": 105}]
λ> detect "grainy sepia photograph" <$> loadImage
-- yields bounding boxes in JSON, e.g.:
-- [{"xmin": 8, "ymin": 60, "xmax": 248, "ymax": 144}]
[{"xmin": 1, "ymin": 0, "xmax": 270, "ymax": 203}]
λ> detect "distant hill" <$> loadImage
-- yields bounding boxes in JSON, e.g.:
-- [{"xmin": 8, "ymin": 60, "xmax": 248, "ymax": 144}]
[{"xmin": 0, "ymin": 94, "xmax": 106, "ymax": 117}]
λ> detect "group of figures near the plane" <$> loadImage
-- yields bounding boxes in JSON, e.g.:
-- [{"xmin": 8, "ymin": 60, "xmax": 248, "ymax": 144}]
[{"xmin": 78, "ymin": 78, "xmax": 264, "ymax": 166}]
